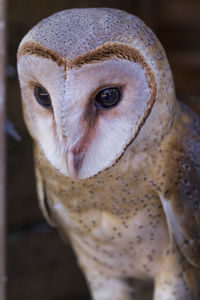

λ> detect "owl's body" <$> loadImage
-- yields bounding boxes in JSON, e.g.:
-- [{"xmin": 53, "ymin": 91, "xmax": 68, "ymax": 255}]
[{"xmin": 17, "ymin": 8, "xmax": 200, "ymax": 300}]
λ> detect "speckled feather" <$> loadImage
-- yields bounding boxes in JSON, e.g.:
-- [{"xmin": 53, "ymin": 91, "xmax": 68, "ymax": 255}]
[
  {"xmin": 17, "ymin": 8, "xmax": 200, "ymax": 300},
  {"xmin": 34, "ymin": 104, "xmax": 200, "ymax": 299}
]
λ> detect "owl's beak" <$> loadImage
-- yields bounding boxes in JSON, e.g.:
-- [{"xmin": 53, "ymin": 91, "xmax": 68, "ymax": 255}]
[
  {"xmin": 66, "ymin": 127, "xmax": 94, "ymax": 179},
  {"xmin": 66, "ymin": 150, "xmax": 84, "ymax": 180}
]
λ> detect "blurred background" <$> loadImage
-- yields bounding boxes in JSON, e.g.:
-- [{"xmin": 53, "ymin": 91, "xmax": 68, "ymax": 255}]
[{"xmin": 6, "ymin": 0, "xmax": 200, "ymax": 299}]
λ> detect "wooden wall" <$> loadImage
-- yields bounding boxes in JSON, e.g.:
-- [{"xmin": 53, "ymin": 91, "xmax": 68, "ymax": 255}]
[{"xmin": 7, "ymin": 0, "xmax": 200, "ymax": 299}]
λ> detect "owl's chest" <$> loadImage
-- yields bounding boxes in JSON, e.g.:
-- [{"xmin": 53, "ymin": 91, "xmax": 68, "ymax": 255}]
[{"xmin": 44, "ymin": 169, "xmax": 169, "ymax": 278}]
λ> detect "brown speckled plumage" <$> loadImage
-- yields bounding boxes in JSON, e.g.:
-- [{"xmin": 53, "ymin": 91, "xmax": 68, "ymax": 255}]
[{"xmin": 17, "ymin": 8, "xmax": 200, "ymax": 300}]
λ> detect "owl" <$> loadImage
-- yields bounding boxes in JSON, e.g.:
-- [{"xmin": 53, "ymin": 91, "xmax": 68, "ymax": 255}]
[{"xmin": 17, "ymin": 8, "xmax": 200, "ymax": 300}]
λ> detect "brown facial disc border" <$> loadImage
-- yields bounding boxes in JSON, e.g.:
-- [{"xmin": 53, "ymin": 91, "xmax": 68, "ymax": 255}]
[{"xmin": 18, "ymin": 41, "xmax": 157, "ymax": 175}]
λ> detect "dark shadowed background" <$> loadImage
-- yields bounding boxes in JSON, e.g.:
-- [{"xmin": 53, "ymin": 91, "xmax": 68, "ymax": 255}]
[{"xmin": 6, "ymin": 0, "xmax": 200, "ymax": 299}]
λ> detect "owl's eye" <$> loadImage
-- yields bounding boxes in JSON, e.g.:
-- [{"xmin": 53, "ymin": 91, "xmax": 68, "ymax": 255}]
[
  {"xmin": 34, "ymin": 85, "xmax": 52, "ymax": 109},
  {"xmin": 94, "ymin": 87, "xmax": 121, "ymax": 109}
]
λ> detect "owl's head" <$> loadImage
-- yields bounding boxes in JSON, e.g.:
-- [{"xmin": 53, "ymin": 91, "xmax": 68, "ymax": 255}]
[{"xmin": 17, "ymin": 8, "xmax": 176, "ymax": 179}]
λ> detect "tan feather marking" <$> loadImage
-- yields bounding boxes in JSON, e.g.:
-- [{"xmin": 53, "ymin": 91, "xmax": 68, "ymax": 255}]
[
  {"xmin": 17, "ymin": 42, "xmax": 71, "ymax": 71},
  {"xmin": 73, "ymin": 43, "xmax": 156, "ymax": 104},
  {"xmin": 73, "ymin": 43, "xmax": 146, "ymax": 65},
  {"xmin": 18, "ymin": 42, "xmax": 156, "ymax": 102},
  {"xmin": 155, "ymin": 108, "xmax": 200, "ymax": 267}
]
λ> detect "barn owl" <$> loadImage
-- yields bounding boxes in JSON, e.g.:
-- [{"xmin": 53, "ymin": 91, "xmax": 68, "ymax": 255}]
[{"xmin": 17, "ymin": 8, "xmax": 200, "ymax": 300}]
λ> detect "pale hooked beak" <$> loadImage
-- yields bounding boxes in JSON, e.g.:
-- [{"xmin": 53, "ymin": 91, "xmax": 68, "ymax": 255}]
[
  {"xmin": 66, "ymin": 122, "xmax": 96, "ymax": 179},
  {"xmin": 66, "ymin": 149, "xmax": 85, "ymax": 180}
]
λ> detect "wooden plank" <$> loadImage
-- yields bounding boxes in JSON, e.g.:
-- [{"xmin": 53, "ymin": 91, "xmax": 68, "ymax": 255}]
[
  {"xmin": 7, "ymin": 228, "xmax": 90, "ymax": 300},
  {"xmin": 137, "ymin": 0, "xmax": 160, "ymax": 29},
  {"xmin": 7, "ymin": 149, "xmax": 43, "ymax": 227},
  {"xmin": 0, "ymin": 0, "xmax": 6, "ymax": 299},
  {"xmin": 159, "ymin": 0, "xmax": 200, "ymax": 25}
]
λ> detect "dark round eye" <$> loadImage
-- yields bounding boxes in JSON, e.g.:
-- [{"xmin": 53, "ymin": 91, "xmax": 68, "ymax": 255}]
[
  {"xmin": 94, "ymin": 87, "xmax": 121, "ymax": 109},
  {"xmin": 34, "ymin": 85, "xmax": 52, "ymax": 109}
]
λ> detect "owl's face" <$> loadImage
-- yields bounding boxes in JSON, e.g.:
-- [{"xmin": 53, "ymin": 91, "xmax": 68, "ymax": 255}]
[{"xmin": 17, "ymin": 8, "xmax": 174, "ymax": 179}]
